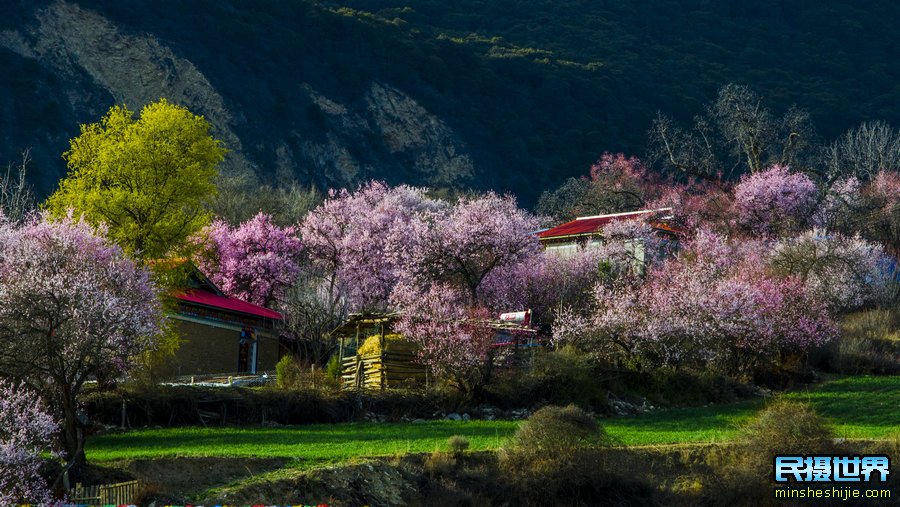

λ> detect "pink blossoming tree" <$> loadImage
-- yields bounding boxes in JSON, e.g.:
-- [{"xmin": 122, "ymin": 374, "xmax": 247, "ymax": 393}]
[
  {"xmin": 733, "ymin": 164, "xmax": 819, "ymax": 236},
  {"xmin": 399, "ymin": 192, "xmax": 540, "ymax": 306},
  {"xmin": 0, "ymin": 213, "xmax": 162, "ymax": 468},
  {"xmin": 859, "ymin": 170, "xmax": 900, "ymax": 253},
  {"xmin": 770, "ymin": 229, "xmax": 889, "ymax": 313},
  {"xmin": 392, "ymin": 192, "xmax": 540, "ymax": 390},
  {"xmin": 392, "ymin": 282, "xmax": 495, "ymax": 392},
  {"xmin": 300, "ymin": 181, "xmax": 443, "ymax": 312},
  {"xmin": 480, "ymin": 247, "xmax": 606, "ymax": 327},
  {"xmin": 585, "ymin": 152, "xmax": 669, "ymax": 214},
  {"xmin": 196, "ymin": 212, "xmax": 303, "ymax": 308},
  {"xmin": 0, "ymin": 380, "xmax": 57, "ymax": 505}
]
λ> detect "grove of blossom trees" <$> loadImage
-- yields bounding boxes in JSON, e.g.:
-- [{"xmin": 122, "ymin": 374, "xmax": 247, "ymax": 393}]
[
  {"xmin": 200, "ymin": 156, "xmax": 895, "ymax": 386},
  {"xmin": 543, "ymin": 154, "xmax": 898, "ymax": 379},
  {"xmin": 554, "ymin": 231, "xmax": 838, "ymax": 374},
  {"xmin": 184, "ymin": 136, "xmax": 899, "ymax": 391}
]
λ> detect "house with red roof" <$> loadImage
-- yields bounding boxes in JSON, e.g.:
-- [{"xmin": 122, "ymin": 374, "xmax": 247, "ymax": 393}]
[
  {"xmin": 537, "ymin": 208, "xmax": 678, "ymax": 259},
  {"xmin": 164, "ymin": 269, "xmax": 283, "ymax": 377}
]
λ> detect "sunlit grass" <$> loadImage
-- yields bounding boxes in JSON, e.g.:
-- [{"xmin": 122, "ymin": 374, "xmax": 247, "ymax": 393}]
[
  {"xmin": 86, "ymin": 420, "xmax": 518, "ymax": 462},
  {"xmin": 85, "ymin": 376, "xmax": 900, "ymax": 462}
]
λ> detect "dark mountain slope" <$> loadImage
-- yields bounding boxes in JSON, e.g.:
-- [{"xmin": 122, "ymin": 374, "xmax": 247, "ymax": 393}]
[{"xmin": 1, "ymin": 0, "xmax": 899, "ymax": 205}]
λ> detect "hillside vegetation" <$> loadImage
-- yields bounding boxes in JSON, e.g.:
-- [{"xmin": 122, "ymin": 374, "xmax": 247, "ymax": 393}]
[{"xmin": 2, "ymin": 0, "xmax": 900, "ymax": 204}]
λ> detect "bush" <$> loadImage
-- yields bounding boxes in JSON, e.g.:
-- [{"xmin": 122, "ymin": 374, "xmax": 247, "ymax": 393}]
[
  {"xmin": 508, "ymin": 404, "xmax": 609, "ymax": 456},
  {"xmin": 326, "ymin": 354, "xmax": 342, "ymax": 380},
  {"xmin": 816, "ymin": 310, "xmax": 900, "ymax": 374},
  {"xmin": 424, "ymin": 449, "xmax": 457, "ymax": 477},
  {"xmin": 741, "ymin": 399, "xmax": 833, "ymax": 459},
  {"xmin": 275, "ymin": 354, "xmax": 300, "ymax": 389},
  {"xmin": 275, "ymin": 355, "xmax": 337, "ymax": 391},
  {"xmin": 447, "ymin": 435, "xmax": 470, "ymax": 456},
  {"xmin": 424, "ymin": 435, "xmax": 470, "ymax": 478},
  {"xmin": 719, "ymin": 400, "xmax": 834, "ymax": 494},
  {"xmin": 711, "ymin": 399, "xmax": 833, "ymax": 502},
  {"xmin": 499, "ymin": 404, "xmax": 613, "ymax": 501}
]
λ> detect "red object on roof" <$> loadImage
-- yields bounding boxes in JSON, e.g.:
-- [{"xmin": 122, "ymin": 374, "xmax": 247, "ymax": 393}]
[
  {"xmin": 537, "ymin": 208, "xmax": 674, "ymax": 240},
  {"xmin": 176, "ymin": 289, "xmax": 283, "ymax": 320}
]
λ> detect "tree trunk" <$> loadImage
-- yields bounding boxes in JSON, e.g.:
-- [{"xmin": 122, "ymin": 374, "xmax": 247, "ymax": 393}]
[{"xmin": 60, "ymin": 386, "xmax": 86, "ymax": 469}]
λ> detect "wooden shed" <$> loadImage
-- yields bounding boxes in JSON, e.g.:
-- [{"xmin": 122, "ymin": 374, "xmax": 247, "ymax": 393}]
[
  {"xmin": 332, "ymin": 312, "xmax": 427, "ymax": 390},
  {"xmin": 332, "ymin": 311, "xmax": 540, "ymax": 390}
]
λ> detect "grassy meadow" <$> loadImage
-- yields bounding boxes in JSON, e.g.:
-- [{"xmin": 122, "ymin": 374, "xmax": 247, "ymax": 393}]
[{"xmin": 85, "ymin": 375, "xmax": 900, "ymax": 464}]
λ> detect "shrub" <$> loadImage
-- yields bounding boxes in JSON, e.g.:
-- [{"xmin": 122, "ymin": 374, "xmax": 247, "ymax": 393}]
[
  {"xmin": 711, "ymin": 399, "xmax": 832, "ymax": 502},
  {"xmin": 742, "ymin": 399, "xmax": 833, "ymax": 459},
  {"xmin": 275, "ymin": 354, "xmax": 301, "ymax": 389},
  {"xmin": 423, "ymin": 435, "xmax": 471, "ymax": 478},
  {"xmin": 447, "ymin": 435, "xmax": 470, "ymax": 456},
  {"xmin": 827, "ymin": 310, "xmax": 900, "ymax": 374},
  {"xmin": 326, "ymin": 353, "xmax": 342, "ymax": 379},
  {"xmin": 508, "ymin": 404, "xmax": 609, "ymax": 456},
  {"xmin": 424, "ymin": 449, "xmax": 457, "ymax": 477},
  {"xmin": 499, "ymin": 404, "xmax": 613, "ymax": 501},
  {"xmin": 276, "ymin": 355, "xmax": 337, "ymax": 391}
]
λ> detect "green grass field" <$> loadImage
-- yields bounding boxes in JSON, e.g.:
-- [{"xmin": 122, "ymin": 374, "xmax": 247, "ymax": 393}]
[
  {"xmin": 85, "ymin": 375, "xmax": 900, "ymax": 462},
  {"xmin": 86, "ymin": 420, "xmax": 520, "ymax": 462}
]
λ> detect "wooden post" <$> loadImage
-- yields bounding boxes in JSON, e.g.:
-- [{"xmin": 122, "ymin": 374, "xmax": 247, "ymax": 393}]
[{"xmin": 380, "ymin": 321, "xmax": 386, "ymax": 390}]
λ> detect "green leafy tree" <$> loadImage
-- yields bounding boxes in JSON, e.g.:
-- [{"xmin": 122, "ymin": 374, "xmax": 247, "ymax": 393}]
[{"xmin": 45, "ymin": 99, "xmax": 226, "ymax": 260}]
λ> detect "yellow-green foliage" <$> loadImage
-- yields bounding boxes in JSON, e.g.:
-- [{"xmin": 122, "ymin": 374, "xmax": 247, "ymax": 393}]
[
  {"xmin": 45, "ymin": 99, "xmax": 226, "ymax": 261},
  {"xmin": 356, "ymin": 333, "xmax": 416, "ymax": 356},
  {"xmin": 276, "ymin": 355, "xmax": 337, "ymax": 391}
]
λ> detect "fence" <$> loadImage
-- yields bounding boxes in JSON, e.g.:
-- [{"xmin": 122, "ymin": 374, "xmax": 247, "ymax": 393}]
[{"xmin": 68, "ymin": 480, "xmax": 139, "ymax": 505}]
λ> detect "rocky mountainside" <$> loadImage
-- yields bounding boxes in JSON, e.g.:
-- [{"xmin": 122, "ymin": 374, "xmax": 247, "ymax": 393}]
[
  {"xmin": 2, "ymin": 0, "xmax": 900, "ymax": 204},
  {"xmin": 1, "ymin": 0, "xmax": 474, "ymax": 198}
]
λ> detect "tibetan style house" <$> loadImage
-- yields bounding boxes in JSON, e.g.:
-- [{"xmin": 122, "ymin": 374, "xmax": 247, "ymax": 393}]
[
  {"xmin": 165, "ymin": 269, "xmax": 283, "ymax": 377},
  {"xmin": 536, "ymin": 208, "xmax": 677, "ymax": 256}
]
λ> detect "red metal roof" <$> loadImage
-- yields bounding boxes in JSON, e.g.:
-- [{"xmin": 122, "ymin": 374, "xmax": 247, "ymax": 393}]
[
  {"xmin": 538, "ymin": 208, "xmax": 673, "ymax": 240},
  {"xmin": 175, "ymin": 289, "xmax": 283, "ymax": 320}
]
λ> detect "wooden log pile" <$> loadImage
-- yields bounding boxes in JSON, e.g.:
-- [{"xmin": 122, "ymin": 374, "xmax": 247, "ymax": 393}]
[{"xmin": 341, "ymin": 350, "xmax": 427, "ymax": 390}]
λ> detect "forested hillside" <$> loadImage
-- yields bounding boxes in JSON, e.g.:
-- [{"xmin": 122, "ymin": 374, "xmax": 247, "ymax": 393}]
[{"xmin": 2, "ymin": 0, "xmax": 899, "ymax": 204}]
